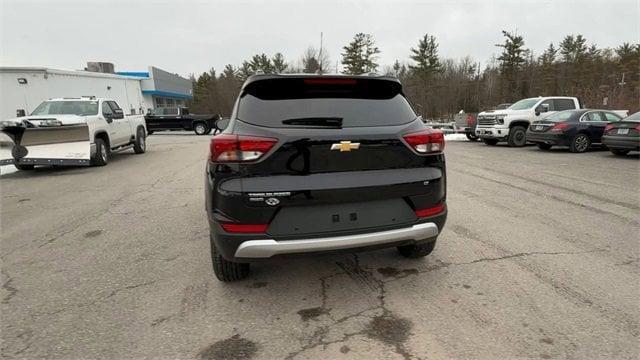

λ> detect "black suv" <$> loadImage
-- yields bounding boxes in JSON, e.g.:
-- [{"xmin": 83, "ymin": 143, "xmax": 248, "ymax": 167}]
[{"xmin": 205, "ymin": 75, "xmax": 447, "ymax": 281}]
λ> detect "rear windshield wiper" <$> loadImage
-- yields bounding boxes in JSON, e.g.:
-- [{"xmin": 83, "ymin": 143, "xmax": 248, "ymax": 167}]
[{"xmin": 282, "ymin": 117, "xmax": 343, "ymax": 127}]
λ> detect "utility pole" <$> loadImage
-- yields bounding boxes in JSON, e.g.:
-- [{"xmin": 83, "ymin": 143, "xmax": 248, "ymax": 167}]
[
  {"xmin": 318, "ymin": 32, "xmax": 323, "ymax": 74},
  {"xmin": 475, "ymin": 61, "xmax": 481, "ymax": 111}
]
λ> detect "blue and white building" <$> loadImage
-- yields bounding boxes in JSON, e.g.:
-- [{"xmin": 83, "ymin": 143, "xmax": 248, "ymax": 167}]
[{"xmin": 0, "ymin": 63, "xmax": 192, "ymax": 119}]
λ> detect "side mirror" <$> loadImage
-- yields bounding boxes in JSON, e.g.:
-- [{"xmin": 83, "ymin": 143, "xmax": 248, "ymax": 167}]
[
  {"xmin": 535, "ymin": 104, "xmax": 549, "ymax": 116},
  {"xmin": 112, "ymin": 108, "xmax": 124, "ymax": 120},
  {"xmin": 16, "ymin": 109, "xmax": 26, "ymax": 117},
  {"xmin": 215, "ymin": 118, "xmax": 230, "ymax": 132}
]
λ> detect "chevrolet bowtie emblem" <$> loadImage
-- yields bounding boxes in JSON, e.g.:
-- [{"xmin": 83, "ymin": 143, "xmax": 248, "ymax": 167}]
[{"xmin": 331, "ymin": 141, "xmax": 360, "ymax": 152}]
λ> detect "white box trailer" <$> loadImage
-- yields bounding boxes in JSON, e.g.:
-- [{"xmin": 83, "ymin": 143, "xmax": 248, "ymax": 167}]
[{"xmin": 0, "ymin": 67, "xmax": 148, "ymax": 120}]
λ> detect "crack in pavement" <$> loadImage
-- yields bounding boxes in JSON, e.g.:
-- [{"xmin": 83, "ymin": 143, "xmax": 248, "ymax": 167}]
[
  {"xmin": 285, "ymin": 243, "xmax": 612, "ymax": 359},
  {"xmin": 450, "ymin": 167, "xmax": 635, "ymax": 222},
  {"xmin": 26, "ymin": 280, "xmax": 157, "ymax": 321},
  {"xmin": 285, "ymin": 254, "xmax": 420, "ymax": 360},
  {"xmin": 449, "ymin": 224, "xmax": 639, "ymax": 337},
  {"xmin": 452, "ymin": 159, "xmax": 640, "ymax": 211},
  {"xmin": 1, "ymin": 268, "xmax": 18, "ymax": 304}
]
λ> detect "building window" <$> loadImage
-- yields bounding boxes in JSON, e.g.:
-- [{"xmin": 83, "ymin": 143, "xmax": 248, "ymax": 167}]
[{"xmin": 154, "ymin": 97, "xmax": 165, "ymax": 108}]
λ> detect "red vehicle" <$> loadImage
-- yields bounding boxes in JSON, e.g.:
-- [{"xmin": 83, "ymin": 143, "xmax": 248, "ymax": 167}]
[{"xmin": 453, "ymin": 112, "xmax": 478, "ymax": 141}]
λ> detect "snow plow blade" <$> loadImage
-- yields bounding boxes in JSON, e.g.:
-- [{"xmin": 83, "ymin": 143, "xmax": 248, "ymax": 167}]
[{"xmin": 0, "ymin": 124, "xmax": 91, "ymax": 166}]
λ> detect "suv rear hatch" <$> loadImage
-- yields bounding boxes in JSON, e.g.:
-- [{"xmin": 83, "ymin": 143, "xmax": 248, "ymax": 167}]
[{"xmin": 209, "ymin": 76, "xmax": 446, "ymax": 238}]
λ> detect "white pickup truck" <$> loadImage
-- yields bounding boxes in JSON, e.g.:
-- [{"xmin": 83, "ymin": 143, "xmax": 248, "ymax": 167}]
[
  {"xmin": 475, "ymin": 96, "xmax": 582, "ymax": 147},
  {"xmin": 0, "ymin": 97, "xmax": 147, "ymax": 170}
]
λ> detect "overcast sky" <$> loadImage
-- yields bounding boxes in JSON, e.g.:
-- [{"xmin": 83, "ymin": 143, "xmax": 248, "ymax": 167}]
[{"xmin": 1, "ymin": 0, "xmax": 638, "ymax": 77}]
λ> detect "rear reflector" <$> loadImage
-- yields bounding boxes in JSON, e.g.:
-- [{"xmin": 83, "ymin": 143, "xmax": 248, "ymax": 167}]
[
  {"xmin": 415, "ymin": 204, "xmax": 446, "ymax": 218},
  {"xmin": 210, "ymin": 134, "xmax": 277, "ymax": 162},
  {"xmin": 403, "ymin": 129, "xmax": 445, "ymax": 154},
  {"xmin": 220, "ymin": 223, "xmax": 269, "ymax": 233},
  {"xmin": 303, "ymin": 78, "xmax": 357, "ymax": 85}
]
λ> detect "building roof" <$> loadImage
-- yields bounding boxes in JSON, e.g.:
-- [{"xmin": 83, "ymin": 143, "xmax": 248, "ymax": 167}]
[{"xmin": 0, "ymin": 66, "xmax": 145, "ymax": 80}]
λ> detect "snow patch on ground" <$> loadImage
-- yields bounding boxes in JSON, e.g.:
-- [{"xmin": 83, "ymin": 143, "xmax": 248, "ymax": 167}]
[
  {"xmin": 0, "ymin": 165, "xmax": 18, "ymax": 176},
  {"xmin": 444, "ymin": 133, "xmax": 469, "ymax": 142}
]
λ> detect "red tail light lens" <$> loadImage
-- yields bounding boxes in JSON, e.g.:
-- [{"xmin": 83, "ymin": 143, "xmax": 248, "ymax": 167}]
[
  {"xmin": 220, "ymin": 223, "xmax": 269, "ymax": 233},
  {"xmin": 635, "ymin": 124, "xmax": 640, "ymax": 132},
  {"xmin": 466, "ymin": 115, "xmax": 475, "ymax": 126},
  {"xmin": 604, "ymin": 124, "xmax": 615, "ymax": 133},
  {"xmin": 549, "ymin": 122, "xmax": 570, "ymax": 132},
  {"xmin": 415, "ymin": 204, "xmax": 446, "ymax": 218},
  {"xmin": 403, "ymin": 129, "xmax": 445, "ymax": 154},
  {"xmin": 210, "ymin": 134, "xmax": 277, "ymax": 162}
]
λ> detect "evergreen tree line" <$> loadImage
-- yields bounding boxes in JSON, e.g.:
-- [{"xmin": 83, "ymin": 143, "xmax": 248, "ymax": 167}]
[{"xmin": 189, "ymin": 31, "xmax": 639, "ymax": 119}]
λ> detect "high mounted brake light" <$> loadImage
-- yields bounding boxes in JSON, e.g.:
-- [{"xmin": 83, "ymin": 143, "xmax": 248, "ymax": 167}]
[
  {"xmin": 210, "ymin": 134, "xmax": 278, "ymax": 162},
  {"xmin": 402, "ymin": 129, "xmax": 445, "ymax": 154},
  {"xmin": 303, "ymin": 78, "xmax": 357, "ymax": 85}
]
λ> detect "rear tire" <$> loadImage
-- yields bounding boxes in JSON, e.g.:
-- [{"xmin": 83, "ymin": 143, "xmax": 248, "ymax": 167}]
[
  {"xmin": 211, "ymin": 241, "xmax": 250, "ymax": 282},
  {"xmin": 397, "ymin": 239, "xmax": 437, "ymax": 258},
  {"xmin": 133, "ymin": 128, "xmax": 146, "ymax": 154},
  {"xmin": 92, "ymin": 138, "xmax": 109, "ymax": 166},
  {"xmin": 610, "ymin": 149, "xmax": 630, "ymax": 156},
  {"xmin": 15, "ymin": 164, "xmax": 35, "ymax": 171},
  {"xmin": 483, "ymin": 138, "xmax": 499, "ymax": 146},
  {"xmin": 569, "ymin": 133, "xmax": 591, "ymax": 153},
  {"xmin": 507, "ymin": 125, "xmax": 527, "ymax": 147},
  {"xmin": 465, "ymin": 132, "xmax": 479, "ymax": 141},
  {"xmin": 194, "ymin": 122, "xmax": 209, "ymax": 135},
  {"xmin": 537, "ymin": 143, "xmax": 552, "ymax": 150}
]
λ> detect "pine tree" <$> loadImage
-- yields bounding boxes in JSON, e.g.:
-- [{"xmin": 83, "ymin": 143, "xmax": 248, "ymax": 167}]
[
  {"xmin": 539, "ymin": 43, "xmax": 557, "ymax": 65},
  {"xmin": 272, "ymin": 53, "xmax": 288, "ymax": 73},
  {"xmin": 495, "ymin": 30, "xmax": 527, "ymax": 100},
  {"xmin": 302, "ymin": 47, "xmax": 321, "ymax": 73},
  {"xmin": 341, "ymin": 33, "xmax": 380, "ymax": 74},
  {"xmin": 409, "ymin": 34, "xmax": 441, "ymax": 78},
  {"xmin": 559, "ymin": 35, "xmax": 588, "ymax": 63}
]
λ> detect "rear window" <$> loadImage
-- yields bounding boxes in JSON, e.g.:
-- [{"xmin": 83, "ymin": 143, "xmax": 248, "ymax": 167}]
[
  {"xmin": 625, "ymin": 112, "xmax": 640, "ymax": 122},
  {"xmin": 237, "ymin": 78, "xmax": 417, "ymax": 128},
  {"xmin": 545, "ymin": 110, "xmax": 576, "ymax": 122}
]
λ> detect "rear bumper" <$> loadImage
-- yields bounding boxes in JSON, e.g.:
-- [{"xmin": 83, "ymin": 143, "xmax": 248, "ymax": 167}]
[
  {"xmin": 526, "ymin": 132, "xmax": 570, "ymax": 146},
  {"xmin": 602, "ymin": 135, "xmax": 640, "ymax": 150},
  {"xmin": 234, "ymin": 222, "xmax": 438, "ymax": 258},
  {"xmin": 209, "ymin": 210, "xmax": 446, "ymax": 262}
]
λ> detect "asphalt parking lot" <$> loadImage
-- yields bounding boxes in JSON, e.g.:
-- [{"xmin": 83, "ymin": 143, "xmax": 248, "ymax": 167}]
[{"xmin": 1, "ymin": 134, "xmax": 639, "ymax": 359}]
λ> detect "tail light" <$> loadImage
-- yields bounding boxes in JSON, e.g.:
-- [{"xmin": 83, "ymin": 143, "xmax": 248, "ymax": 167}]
[
  {"xmin": 415, "ymin": 203, "xmax": 446, "ymax": 218},
  {"xmin": 549, "ymin": 122, "xmax": 570, "ymax": 133},
  {"xmin": 403, "ymin": 129, "xmax": 445, "ymax": 154},
  {"xmin": 604, "ymin": 124, "xmax": 615, "ymax": 133},
  {"xmin": 466, "ymin": 115, "xmax": 475, "ymax": 126},
  {"xmin": 210, "ymin": 134, "xmax": 277, "ymax": 162},
  {"xmin": 635, "ymin": 124, "xmax": 640, "ymax": 132},
  {"xmin": 220, "ymin": 223, "xmax": 268, "ymax": 233}
]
